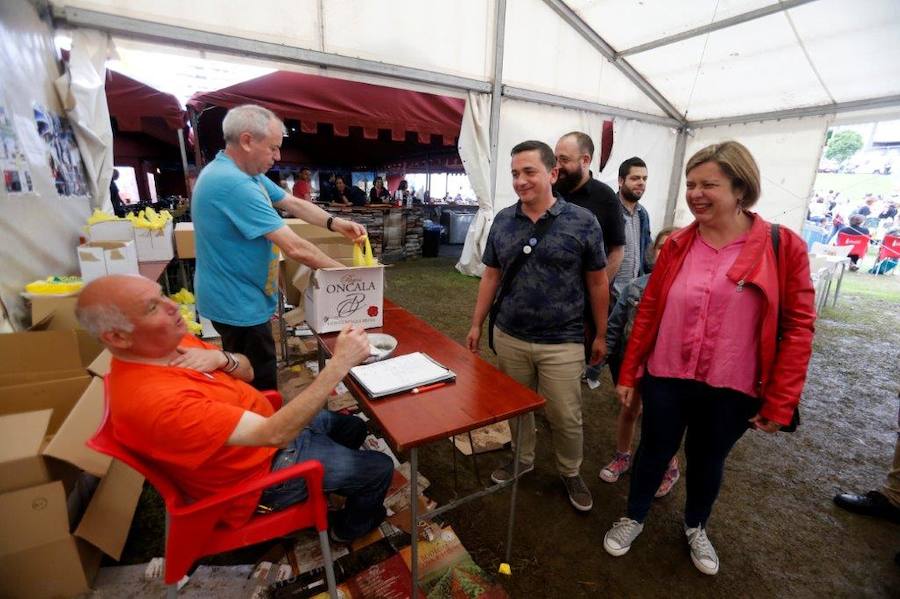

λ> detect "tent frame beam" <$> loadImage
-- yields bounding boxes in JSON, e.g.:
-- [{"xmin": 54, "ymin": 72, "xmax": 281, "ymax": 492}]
[
  {"xmin": 488, "ymin": 0, "xmax": 507, "ymax": 195},
  {"xmin": 688, "ymin": 94, "xmax": 900, "ymax": 129},
  {"xmin": 52, "ymin": 5, "xmax": 493, "ymax": 94},
  {"xmin": 618, "ymin": 0, "xmax": 820, "ymax": 57},
  {"xmin": 663, "ymin": 127, "xmax": 688, "ymax": 228},
  {"xmin": 503, "ymin": 86, "xmax": 682, "ymax": 128},
  {"xmin": 541, "ymin": 0, "xmax": 685, "ymax": 124}
]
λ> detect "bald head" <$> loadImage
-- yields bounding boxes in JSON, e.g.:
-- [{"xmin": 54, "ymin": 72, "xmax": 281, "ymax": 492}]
[{"xmin": 76, "ymin": 275, "xmax": 186, "ymax": 359}]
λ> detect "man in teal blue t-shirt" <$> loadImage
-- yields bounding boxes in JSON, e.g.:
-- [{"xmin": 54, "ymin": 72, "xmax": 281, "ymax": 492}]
[{"xmin": 193, "ymin": 104, "xmax": 365, "ymax": 389}]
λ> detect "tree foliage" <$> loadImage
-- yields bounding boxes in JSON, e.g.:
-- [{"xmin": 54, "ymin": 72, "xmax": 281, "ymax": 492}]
[{"xmin": 825, "ymin": 130, "xmax": 863, "ymax": 164}]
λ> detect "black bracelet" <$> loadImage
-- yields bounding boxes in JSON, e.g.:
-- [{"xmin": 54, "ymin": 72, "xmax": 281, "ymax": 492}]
[{"xmin": 326, "ymin": 216, "xmax": 335, "ymax": 231}]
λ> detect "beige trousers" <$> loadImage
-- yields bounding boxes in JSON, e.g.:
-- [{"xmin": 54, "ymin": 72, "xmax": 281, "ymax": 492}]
[
  {"xmin": 883, "ymin": 435, "xmax": 900, "ymax": 507},
  {"xmin": 494, "ymin": 327, "xmax": 585, "ymax": 477}
]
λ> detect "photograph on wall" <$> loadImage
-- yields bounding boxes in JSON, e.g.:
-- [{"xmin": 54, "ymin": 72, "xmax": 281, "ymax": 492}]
[
  {"xmin": 33, "ymin": 103, "xmax": 88, "ymax": 197},
  {"xmin": 0, "ymin": 98, "xmax": 34, "ymax": 195}
]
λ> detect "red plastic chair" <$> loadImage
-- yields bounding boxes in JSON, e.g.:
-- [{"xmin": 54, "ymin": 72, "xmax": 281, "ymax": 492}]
[
  {"xmin": 877, "ymin": 234, "xmax": 900, "ymax": 262},
  {"xmin": 88, "ymin": 377, "xmax": 337, "ymax": 598},
  {"xmin": 836, "ymin": 232, "xmax": 870, "ymax": 258}
]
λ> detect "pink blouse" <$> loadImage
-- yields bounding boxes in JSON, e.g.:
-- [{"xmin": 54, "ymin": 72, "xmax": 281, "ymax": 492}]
[{"xmin": 646, "ymin": 233, "xmax": 764, "ymax": 397}]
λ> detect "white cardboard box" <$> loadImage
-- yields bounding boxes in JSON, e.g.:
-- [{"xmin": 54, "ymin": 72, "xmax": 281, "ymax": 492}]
[
  {"xmin": 304, "ymin": 265, "xmax": 385, "ymax": 333},
  {"xmin": 77, "ymin": 241, "xmax": 139, "ymax": 282},
  {"xmin": 134, "ymin": 220, "xmax": 174, "ymax": 261},
  {"xmin": 87, "ymin": 220, "xmax": 134, "ymax": 243}
]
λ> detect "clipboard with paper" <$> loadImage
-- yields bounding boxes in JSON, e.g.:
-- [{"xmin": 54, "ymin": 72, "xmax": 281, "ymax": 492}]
[{"xmin": 349, "ymin": 352, "xmax": 455, "ymax": 398}]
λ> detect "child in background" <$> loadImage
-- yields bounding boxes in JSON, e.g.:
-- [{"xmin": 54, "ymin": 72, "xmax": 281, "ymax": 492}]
[{"xmin": 599, "ymin": 227, "xmax": 680, "ymax": 497}]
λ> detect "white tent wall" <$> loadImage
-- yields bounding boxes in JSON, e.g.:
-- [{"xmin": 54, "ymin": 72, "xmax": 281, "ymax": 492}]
[
  {"xmin": 492, "ymin": 98, "xmax": 607, "ymax": 213},
  {"xmin": 597, "ymin": 118, "xmax": 678, "ymax": 237},
  {"xmin": 55, "ymin": 29, "xmax": 115, "ymax": 212},
  {"xmin": 672, "ymin": 117, "xmax": 833, "ymax": 232},
  {"xmin": 43, "ymin": 0, "xmax": 900, "ymax": 281},
  {"xmin": 0, "ymin": 0, "xmax": 93, "ymax": 328},
  {"xmin": 457, "ymin": 93, "xmax": 493, "ymax": 277}
]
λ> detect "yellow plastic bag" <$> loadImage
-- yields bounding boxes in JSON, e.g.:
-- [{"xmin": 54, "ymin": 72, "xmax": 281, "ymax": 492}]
[
  {"xmin": 352, "ymin": 236, "xmax": 377, "ymax": 266},
  {"xmin": 86, "ymin": 209, "xmax": 120, "ymax": 225},
  {"xmin": 168, "ymin": 288, "xmax": 195, "ymax": 305}
]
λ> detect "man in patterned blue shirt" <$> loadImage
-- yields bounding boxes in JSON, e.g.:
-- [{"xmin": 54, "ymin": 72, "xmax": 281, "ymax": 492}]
[{"xmin": 467, "ymin": 140, "xmax": 609, "ymax": 512}]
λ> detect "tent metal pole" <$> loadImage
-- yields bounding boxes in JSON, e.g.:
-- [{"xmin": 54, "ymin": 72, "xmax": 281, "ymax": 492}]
[
  {"xmin": 618, "ymin": 0, "xmax": 819, "ymax": 57},
  {"xmin": 177, "ymin": 127, "xmax": 190, "ymax": 194},
  {"xmin": 502, "ymin": 86, "xmax": 682, "ymax": 129},
  {"xmin": 541, "ymin": 0, "xmax": 685, "ymax": 124},
  {"xmin": 51, "ymin": 5, "xmax": 492, "ymax": 94},
  {"xmin": 488, "ymin": 0, "xmax": 507, "ymax": 197},
  {"xmin": 188, "ymin": 108, "xmax": 204, "ymax": 169},
  {"xmin": 687, "ymin": 94, "xmax": 900, "ymax": 129},
  {"xmin": 663, "ymin": 127, "xmax": 689, "ymax": 228}
]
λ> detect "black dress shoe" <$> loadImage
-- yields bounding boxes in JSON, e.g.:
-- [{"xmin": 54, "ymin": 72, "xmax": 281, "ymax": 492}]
[{"xmin": 833, "ymin": 490, "xmax": 900, "ymax": 523}]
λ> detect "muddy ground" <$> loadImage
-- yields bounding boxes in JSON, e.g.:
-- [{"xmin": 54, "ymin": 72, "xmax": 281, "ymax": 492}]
[
  {"xmin": 386, "ymin": 260, "xmax": 900, "ymax": 598},
  {"xmin": 118, "ymin": 259, "xmax": 899, "ymax": 598}
]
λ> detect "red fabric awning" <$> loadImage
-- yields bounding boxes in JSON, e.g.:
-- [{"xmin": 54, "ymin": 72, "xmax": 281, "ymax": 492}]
[
  {"xmin": 187, "ymin": 71, "xmax": 465, "ymax": 146},
  {"xmin": 106, "ymin": 69, "xmax": 187, "ymax": 132}
]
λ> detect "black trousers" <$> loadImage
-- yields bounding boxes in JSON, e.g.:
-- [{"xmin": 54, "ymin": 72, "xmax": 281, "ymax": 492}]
[
  {"xmin": 211, "ymin": 320, "xmax": 277, "ymax": 391},
  {"xmin": 626, "ymin": 374, "xmax": 761, "ymax": 528}
]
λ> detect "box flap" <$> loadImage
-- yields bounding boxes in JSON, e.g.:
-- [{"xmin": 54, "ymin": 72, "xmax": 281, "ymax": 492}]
[
  {"xmin": 42, "ymin": 378, "xmax": 111, "ymax": 478},
  {"xmin": 0, "ymin": 368, "xmax": 85, "ymax": 388},
  {"xmin": 76, "ymin": 330, "xmax": 103, "ymax": 367},
  {"xmin": 30, "ymin": 296, "xmax": 81, "ymax": 331},
  {"xmin": 0, "ymin": 375, "xmax": 92, "ymax": 435},
  {"xmin": 0, "ymin": 481, "xmax": 69, "ymax": 556},
  {"xmin": 0, "ymin": 410, "xmax": 51, "ymax": 462},
  {"xmin": 86, "ymin": 349, "xmax": 111, "ymax": 377},
  {"xmin": 0, "ymin": 330, "xmax": 83, "ymax": 378},
  {"xmin": 75, "ymin": 458, "xmax": 144, "ymax": 559},
  {"xmin": 0, "ymin": 456, "xmax": 53, "ymax": 494},
  {"xmin": 0, "ymin": 536, "xmax": 94, "ymax": 598}
]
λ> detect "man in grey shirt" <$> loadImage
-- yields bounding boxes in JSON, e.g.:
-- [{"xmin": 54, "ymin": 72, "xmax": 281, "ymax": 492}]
[{"xmin": 612, "ymin": 157, "xmax": 654, "ymax": 299}]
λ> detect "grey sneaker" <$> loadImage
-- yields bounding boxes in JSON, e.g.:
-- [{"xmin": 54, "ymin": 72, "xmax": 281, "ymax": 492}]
[
  {"xmin": 685, "ymin": 525, "xmax": 719, "ymax": 575},
  {"xmin": 561, "ymin": 474, "xmax": 593, "ymax": 511},
  {"xmin": 490, "ymin": 460, "xmax": 534, "ymax": 484},
  {"xmin": 603, "ymin": 517, "xmax": 644, "ymax": 556}
]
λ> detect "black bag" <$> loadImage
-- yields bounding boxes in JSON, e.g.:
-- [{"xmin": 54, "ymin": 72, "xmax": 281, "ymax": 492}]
[
  {"xmin": 771, "ymin": 223, "xmax": 800, "ymax": 433},
  {"xmin": 488, "ymin": 214, "xmax": 557, "ymax": 353}
]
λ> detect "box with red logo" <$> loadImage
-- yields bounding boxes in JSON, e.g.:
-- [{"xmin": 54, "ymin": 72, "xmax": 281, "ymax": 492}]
[{"xmin": 304, "ymin": 265, "xmax": 385, "ymax": 334}]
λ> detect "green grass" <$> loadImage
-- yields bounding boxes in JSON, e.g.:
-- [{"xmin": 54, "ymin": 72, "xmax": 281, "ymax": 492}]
[
  {"xmin": 833, "ymin": 269, "xmax": 900, "ymax": 302},
  {"xmin": 813, "ymin": 172, "xmax": 899, "ymax": 201},
  {"xmin": 384, "ymin": 256, "xmax": 482, "ymax": 346}
]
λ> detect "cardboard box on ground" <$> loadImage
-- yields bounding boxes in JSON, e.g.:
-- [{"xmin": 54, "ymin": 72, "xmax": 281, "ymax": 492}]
[{"xmin": 0, "ymin": 324, "xmax": 143, "ymax": 598}]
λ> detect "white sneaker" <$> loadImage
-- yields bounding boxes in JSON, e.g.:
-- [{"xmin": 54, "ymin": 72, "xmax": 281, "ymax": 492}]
[
  {"xmin": 603, "ymin": 518, "xmax": 644, "ymax": 557},
  {"xmin": 685, "ymin": 525, "xmax": 719, "ymax": 575}
]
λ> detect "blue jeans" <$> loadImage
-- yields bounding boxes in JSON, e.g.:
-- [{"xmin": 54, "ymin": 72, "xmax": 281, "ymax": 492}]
[
  {"xmin": 258, "ymin": 410, "xmax": 393, "ymax": 540},
  {"xmin": 626, "ymin": 375, "xmax": 760, "ymax": 528}
]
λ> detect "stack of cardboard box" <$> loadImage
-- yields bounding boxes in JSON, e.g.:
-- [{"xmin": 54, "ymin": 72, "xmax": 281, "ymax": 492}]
[{"xmin": 0, "ymin": 316, "xmax": 143, "ymax": 597}]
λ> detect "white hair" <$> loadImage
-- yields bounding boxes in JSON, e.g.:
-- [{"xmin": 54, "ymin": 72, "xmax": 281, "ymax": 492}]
[
  {"xmin": 222, "ymin": 104, "xmax": 283, "ymax": 144},
  {"xmin": 75, "ymin": 303, "xmax": 135, "ymax": 338}
]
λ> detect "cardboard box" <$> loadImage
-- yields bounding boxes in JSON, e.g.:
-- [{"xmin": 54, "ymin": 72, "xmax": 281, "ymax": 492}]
[
  {"xmin": 77, "ymin": 241, "xmax": 139, "ymax": 283},
  {"xmin": 0, "ymin": 331, "xmax": 143, "ymax": 598},
  {"xmin": 174, "ymin": 221, "xmax": 195, "ymax": 259},
  {"xmin": 87, "ymin": 220, "xmax": 134, "ymax": 243},
  {"xmin": 175, "ymin": 219, "xmax": 353, "ymax": 263},
  {"xmin": 30, "ymin": 295, "xmax": 80, "ymax": 331},
  {"xmin": 134, "ymin": 220, "xmax": 174, "ymax": 261},
  {"xmin": 304, "ymin": 264, "xmax": 384, "ymax": 333}
]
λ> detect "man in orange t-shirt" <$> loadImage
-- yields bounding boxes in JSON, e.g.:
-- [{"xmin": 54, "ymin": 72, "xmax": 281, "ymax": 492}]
[{"xmin": 76, "ymin": 274, "xmax": 393, "ymax": 540}]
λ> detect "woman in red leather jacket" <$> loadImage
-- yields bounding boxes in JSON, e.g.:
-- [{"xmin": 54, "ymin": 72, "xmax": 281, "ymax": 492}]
[{"xmin": 601, "ymin": 141, "xmax": 816, "ymax": 576}]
